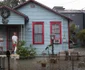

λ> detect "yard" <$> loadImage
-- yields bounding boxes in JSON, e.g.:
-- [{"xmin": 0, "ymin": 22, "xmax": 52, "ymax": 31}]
[
  {"xmin": 0, "ymin": 48, "xmax": 84, "ymax": 70},
  {"xmin": 3, "ymin": 56, "xmax": 85, "ymax": 70}
]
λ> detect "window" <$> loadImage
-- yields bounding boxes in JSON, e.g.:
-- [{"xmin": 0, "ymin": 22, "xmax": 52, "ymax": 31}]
[
  {"xmin": 32, "ymin": 22, "xmax": 44, "ymax": 44},
  {"xmin": 50, "ymin": 21, "xmax": 62, "ymax": 43}
]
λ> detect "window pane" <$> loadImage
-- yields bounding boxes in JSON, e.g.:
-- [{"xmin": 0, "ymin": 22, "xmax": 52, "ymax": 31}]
[
  {"xmin": 34, "ymin": 34, "xmax": 42, "ymax": 43},
  {"xmin": 52, "ymin": 24, "xmax": 55, "ymax": 30},
  {"xmin": 55, "ymin": 29, "xmax": 60, "ymax": 33},
  {"xmin": 52, "ymin": 24, "xmax": 59, "ymax": 29},
  {"xmin": 34, "ymin": 25, "xmax": 39, "ymax": 33},
  {"xmin": 52, "ymin": 23, "xmax": 60, "ymax": 39},
  {"xmin": 52, "ymin": 24, "xmax": 60, "ymax": 34},
  {"xmin": 34, "ymin": 24, "xmax": 42, "ymax": 33},
  {"xmin": 55, "ymin": 24, "xmax": 59, "ymax": 28},
  {"xmin": 38, "ymin": 25, "xmax": 42, "ymax": 33},
  {"xmin": 52, "ymin": 29, "xmax": 60, "ymax": 34},
  {"xmin": 55, "ymin": 34, "xmax": 60, "ymax": 38}
]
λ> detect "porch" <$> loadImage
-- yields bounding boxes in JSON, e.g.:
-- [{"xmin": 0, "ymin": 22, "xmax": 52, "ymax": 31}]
[{"xmin": 0, "ymin": 25, "xmax": 25, "ymax": 52}]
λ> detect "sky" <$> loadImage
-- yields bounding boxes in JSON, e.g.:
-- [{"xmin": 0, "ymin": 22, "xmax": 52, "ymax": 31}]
[
  {"xmin": 0, "ymin": 0, "xmax": 85, "ymax": 10},
  {"xmin": 35, "ymin": 0, "xmax": 85, "ymax": 10}
]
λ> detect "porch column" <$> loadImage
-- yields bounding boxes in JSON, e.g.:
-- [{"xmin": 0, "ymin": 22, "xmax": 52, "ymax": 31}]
[
  {"xmin": 21, "ymin": 25, "xmax": 23, "ymax": 40},
  {"xmin": 24, "ymin": 24, "xmax": 26, "ymax": 41}
]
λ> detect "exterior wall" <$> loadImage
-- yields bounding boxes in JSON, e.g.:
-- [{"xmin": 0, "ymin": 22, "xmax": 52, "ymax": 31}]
[
  {"xmin": 61, "ymin": 13, "xmax": 83, "ymax": 30},
  {"xmin": 16, "ymin": 3, "xmax": 69, "ymax": 55},
  {"xmin": 0, "ymin": 11, "xmax": 24, "ymax": 25}
]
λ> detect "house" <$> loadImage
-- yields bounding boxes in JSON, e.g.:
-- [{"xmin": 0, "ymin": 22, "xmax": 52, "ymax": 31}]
[
  {"xmin": 53, "ymin": 6, "xmax": 85, "ymax": 47},
  {"xmin": 53, "ymin": 6, "xmax": 85, "ymax": 30},
  {"xmin": 0, "ymin": 0, "xmax": 72, "ymax": 55}
]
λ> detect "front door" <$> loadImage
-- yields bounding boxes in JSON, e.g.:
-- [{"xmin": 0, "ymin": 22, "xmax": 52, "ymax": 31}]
[{"xmin": 7, "ymin": 26, "xmax": 19, "ymax": 51}]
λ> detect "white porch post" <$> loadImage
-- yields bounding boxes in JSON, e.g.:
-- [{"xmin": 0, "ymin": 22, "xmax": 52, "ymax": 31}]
[
  {"xmin": 21, "ymin": 25, "xmax": 22, "ymax": 40},
  {"xmin": 24, "ymin": 24, "xmax": 26, "ymax": 41}
]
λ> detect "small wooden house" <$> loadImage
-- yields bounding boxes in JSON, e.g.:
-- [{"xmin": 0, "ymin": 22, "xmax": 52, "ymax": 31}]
[{"xmin": 0, "ymin": 0, "xmax": 72, "ymax": 55}]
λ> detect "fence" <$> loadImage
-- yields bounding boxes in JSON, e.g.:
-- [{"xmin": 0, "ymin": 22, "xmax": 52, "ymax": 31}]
[
  {"xmin": 0, "ymin": 57, "xmax": 5, "ymax": 70},
  {"xmin": 1, "ymin": 55, "xmax": 85, "ymax": 70}
]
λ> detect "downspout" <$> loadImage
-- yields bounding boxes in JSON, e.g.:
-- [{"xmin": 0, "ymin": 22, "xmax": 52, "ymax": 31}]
[{"xmin": 24, "ymin": 17, "xmax": 29, "ymax": 41}]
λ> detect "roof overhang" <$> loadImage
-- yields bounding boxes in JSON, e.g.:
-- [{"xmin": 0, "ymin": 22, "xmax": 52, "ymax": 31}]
[{"xmin": 0, "ymin": 6, "xmax": 29, "ymax": 25}]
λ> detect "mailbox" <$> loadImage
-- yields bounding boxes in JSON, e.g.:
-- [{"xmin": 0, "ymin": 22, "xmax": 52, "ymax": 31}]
[{"xmin": 6, "ymin": 51, "xmax": 10, "ymax": 57}]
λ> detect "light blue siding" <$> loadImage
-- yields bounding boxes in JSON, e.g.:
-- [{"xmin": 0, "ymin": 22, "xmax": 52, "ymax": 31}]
[
  {"xmin": 16, "ymin": 3, "xmax": 69, "ymax": 55},
  {"xmin": 0, "ymin": 11, "xmax": 24, "ymax": 25}
]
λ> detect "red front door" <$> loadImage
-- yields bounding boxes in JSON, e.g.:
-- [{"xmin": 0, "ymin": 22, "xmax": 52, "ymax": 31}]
[{"xmin": 7, "ymin": 26, "xmax": 19, "ymax": 51}]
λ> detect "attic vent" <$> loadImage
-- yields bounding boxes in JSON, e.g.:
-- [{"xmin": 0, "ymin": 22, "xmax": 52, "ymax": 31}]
[{"xmin": 30, "ymin": 4, "xmax": 35, "ymax": 8}]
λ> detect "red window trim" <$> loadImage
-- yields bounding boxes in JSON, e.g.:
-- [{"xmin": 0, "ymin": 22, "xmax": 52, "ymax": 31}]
[
  {"xmin": 32, "ymin": 22, "xmax": 44, "ymax": 44},
  {"xmin": 50, "ymin": 21, "xmax": 62, "ymax": 44}
]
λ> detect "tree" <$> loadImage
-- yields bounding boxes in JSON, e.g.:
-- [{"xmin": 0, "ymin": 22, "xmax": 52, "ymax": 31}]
[
  {"xmin": 77, "ymin": 29, "xmax": 85, "ymax": 47},
  {"xmin": 0, "ymin": 0, "xmax": 26, "ymax": 8},
  {"xmin": 0, "ymin": 1, "xmax": 5, "ymax": 6},
  {"xmin": 10, "ymin": 0, "xmax": 19, "ymax": 8},
  {"xmin": 20, "ymin": 0, "xmax": 26, "ymax": 4},
  {"xmin": 70, "ymin": 23, "xmax": 78, "ymax": 43}
]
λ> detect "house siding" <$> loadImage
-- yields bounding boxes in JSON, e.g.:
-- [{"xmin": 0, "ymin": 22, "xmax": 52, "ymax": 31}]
[
  {"xmin": 16, "ymin": 3, "xmax": 69, "ymax": 55},
  {"xmin": 0, "ymin": 11, "xmax": 24, "ymax": 25}
]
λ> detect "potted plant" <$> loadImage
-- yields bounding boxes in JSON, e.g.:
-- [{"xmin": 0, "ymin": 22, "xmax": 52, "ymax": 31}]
[
  {"xmin": 49, "ymin": 54, "xmax": 57, "ymax": 64},
  {"xmin": 41, "ymin": 60, "xmax": 47, "ymax": 67},
  {"xmin": 37, "ymin": 51, "xmax": 47, "ymax": 67},
  {"xmin": 37, "ymin": 59, "xmax": 47, "ymax": 67},
  {"xmin": 50, "ymin": 57, "xmax": 57, "ymax": 63}
]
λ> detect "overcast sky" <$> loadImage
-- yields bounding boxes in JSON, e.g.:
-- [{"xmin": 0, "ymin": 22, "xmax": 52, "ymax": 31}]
[
  {"xmin": 36, "ymin": 0, "xmax": 85, "ymax": 10},
  {"xmin": 0, "ymin": 0, "xmax": 85, "ymax": 10}
]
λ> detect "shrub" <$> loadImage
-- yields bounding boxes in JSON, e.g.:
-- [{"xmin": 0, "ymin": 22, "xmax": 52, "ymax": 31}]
[
  {"xmin": 17, "ymin": 41, "xmax": 29, "ymax": 59},
  {"xmin": 27, "ymin": 44, "xmax": 36, "ymax": 58},
  {"xmin": 17, "ymin": 41, "xmax": 36, "ymax": 59},
  {"xmin": 77, "ymin": 29, "xmax": 85, "ymax": 47}
]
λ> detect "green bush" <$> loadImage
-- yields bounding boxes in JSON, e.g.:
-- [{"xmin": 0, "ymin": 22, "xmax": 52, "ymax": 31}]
[
  {"xmin": 27, "ymin": 44, "xmax": 36, "ymax": 59},
  {"xmin": 16, "ymin": 41, "xmax": 36, "ymax": 59},
  {"xmin": 77, "ymin": 29, "xmax": 85, "ymax": 47},
  {"xmin": 17, "ymin": 41, "xmax": 29, "ymax": 59},
  {"xmin": 17, "ymin": 47, "xmax": 29, "ymax": 59}
]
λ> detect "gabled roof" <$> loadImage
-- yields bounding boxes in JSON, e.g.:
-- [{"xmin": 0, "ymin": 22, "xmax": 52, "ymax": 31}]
[
  {"xmin": 14, "ymin": 0, "xmax": 72, "ymax": 21},
  {"xmin": 0, "ymin": 6, "xmax": 29, "ymax": 22}
]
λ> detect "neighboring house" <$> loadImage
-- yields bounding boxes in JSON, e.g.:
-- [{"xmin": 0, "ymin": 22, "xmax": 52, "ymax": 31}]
[
  {"xmin": 53, "ymin": 6, "xmax": 85, "ymax": 47},
  {"xmin": 0, "ymin": 0, "xmax": 71, "ymax": 55},
  {"xmin": 53, "ymin": 6, "xmax": 85, "ymax": 31}
]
